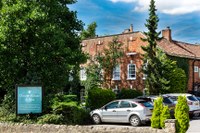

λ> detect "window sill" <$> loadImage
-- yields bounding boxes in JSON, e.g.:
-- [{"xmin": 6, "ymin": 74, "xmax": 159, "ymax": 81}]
[
  {"xmin": 112, "ymin": 79, "xmax": 121, "ymax": 81},
  {"xmin": 127, "ymin": 78, "xmax": 136, "ymax": 80}
]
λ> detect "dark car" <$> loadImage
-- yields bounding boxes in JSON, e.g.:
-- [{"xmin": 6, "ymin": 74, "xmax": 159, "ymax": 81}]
[{"xmin": 136, "ymin": 95, "xmax": 175, "ymax": 118}]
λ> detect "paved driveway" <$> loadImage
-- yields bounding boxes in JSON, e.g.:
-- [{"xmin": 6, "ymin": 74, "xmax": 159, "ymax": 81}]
[{"xmin": 187, "ymin": 117, "xmax": 200, "ymax": 133}]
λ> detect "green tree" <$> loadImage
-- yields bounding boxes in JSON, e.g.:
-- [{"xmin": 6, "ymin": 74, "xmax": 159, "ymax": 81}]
[
  {"xmin": 160, "ymin": 105, "xmax": 171, "ymax": 128},
  {"xmin": 80, "ymin": 22, "xmax": 97, "ymax": 40},
  {"xmin": 175, "ymin": 95, "xmax": 190, "ymax": 133},
  {"xmin": 82, "ymin": 57, "xmax": 103, "ymax": 94},
  {"xmin": 0, "ymin": 0, "xmax": 86, "ymax": 111},
  {"xmin": 96, "ymin": 37, "xmax": 123, "ymax": 89},
  {"xmin": 141, "ymin": 0, "xmax": 187, "ymax": 94},
  {"xmin": 141, "ymin": 0, "xmax": 168, "ymax": 94},
  {"xmin": 156, "ymin": 49, "xmax": 187, "ymax": 93},
  {"xmin": 151, "ymin": 96, "xmax": 163, "ymax": 128}
]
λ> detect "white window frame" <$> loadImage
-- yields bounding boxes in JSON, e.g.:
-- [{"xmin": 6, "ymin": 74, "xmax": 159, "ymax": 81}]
[
  {"xmin": 194, "ymin": 66, "xmax": 199, "ymax": 72},
  {"xmin": 112, "ymin": 64, "xmax": 120, "ymax": 80},
  {"xmin": 142, "ymin": 63, "xmax": 147, "ymax": 80},
  {"xmin": 80, "ymin": 67, "xmax": 87, "ymax": 81},
  {"xmin": 199, "ymin": 68, "xmax": 200, "ymax": 78},
  {"xmin": 127, "ymin": 64, "xmax": 136, "ymax": 80}
]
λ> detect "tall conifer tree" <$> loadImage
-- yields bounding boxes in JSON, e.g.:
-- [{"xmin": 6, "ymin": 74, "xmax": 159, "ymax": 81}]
[{"xmin": 141, "ymin": 0, "xmax": 169, "ymax": 94}]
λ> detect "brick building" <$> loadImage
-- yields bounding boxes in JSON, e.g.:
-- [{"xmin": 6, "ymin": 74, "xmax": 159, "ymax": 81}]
[{"xmin": 80, "ymin": 25, "xmax": 200, "ymax": 93}]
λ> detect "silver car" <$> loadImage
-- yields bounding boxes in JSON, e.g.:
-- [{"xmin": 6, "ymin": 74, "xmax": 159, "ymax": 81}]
[{"xmin": 90, "ymin": 99, "xmax": 153, "ymax": 126}]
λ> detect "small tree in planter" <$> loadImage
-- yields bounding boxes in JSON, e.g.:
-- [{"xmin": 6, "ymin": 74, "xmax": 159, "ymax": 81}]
[
  {"xmin": 151, "ymin": 96, "xmax": 163, "ymax": 128},
  {"xmin": 175, "ymin": 95, "xmax": 190, "ymax": 133},
  {"xmin": 160, "ymin": 105, "xmax": 171, "ymax": 128}
]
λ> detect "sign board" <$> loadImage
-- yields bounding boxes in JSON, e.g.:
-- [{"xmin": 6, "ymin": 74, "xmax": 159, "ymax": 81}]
[{"xmin": 16, "ymin": 86, "xmax": 42, "ymax": 114}]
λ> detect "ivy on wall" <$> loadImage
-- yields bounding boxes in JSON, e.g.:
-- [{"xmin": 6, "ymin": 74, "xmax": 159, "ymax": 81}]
[{"xmin": 169, "ymin": 56, "xmax": 189, "ymax": 82}]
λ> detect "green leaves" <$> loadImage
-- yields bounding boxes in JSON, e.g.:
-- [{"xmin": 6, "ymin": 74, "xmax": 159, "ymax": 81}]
[
  {"xmin": 0, "ymin": 0, "xmax": 87, "ymax": 111},
  {"xmin": 175, "ymin": 96, "xmax": 190, "ymax": 133}
]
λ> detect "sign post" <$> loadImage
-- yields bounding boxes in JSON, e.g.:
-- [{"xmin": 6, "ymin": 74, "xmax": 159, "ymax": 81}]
[{"xmin": 16, "ymin": 85, "xmax": 43, "ymax": 115}]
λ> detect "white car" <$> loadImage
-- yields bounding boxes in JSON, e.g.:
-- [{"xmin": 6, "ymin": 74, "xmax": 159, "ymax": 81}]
[
  {"xmin": 90, "ymin": 99, "xmax": 153, "ymax": 126},
  {"xmin": 163, "ymin": 93, "xmax": 200, "ymax": 117}
]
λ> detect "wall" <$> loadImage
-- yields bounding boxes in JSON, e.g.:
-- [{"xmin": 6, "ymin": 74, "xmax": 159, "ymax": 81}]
[
  {"xmin": 188, "ymin": 59, "xmax": 200, "ymax": 91},
  {"xmin": 0, "ymin": 119, "xmax": 176, "ymax": 133},
  {"xmin": 81, "ymin": 32, "xmax": 147, "ymax": 91}
]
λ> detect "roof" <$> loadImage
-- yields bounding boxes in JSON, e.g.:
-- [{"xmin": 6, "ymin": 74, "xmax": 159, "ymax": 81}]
[{"xmin": 158, "ymin": 38, "xmax": 200, "ymax": 60}]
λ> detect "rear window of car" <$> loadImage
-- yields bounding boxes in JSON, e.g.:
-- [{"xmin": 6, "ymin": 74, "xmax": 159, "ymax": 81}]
[
  {"xmin": 163, "ymin": 97, "xmax": 173, "ymax": 104},
  {"xmin": 138, "ymin": 101, "xmax": 153, "ymax": 107},
  {"xmin": 187, "ymin": 96, "xmax": 198, "ymax": 101}
]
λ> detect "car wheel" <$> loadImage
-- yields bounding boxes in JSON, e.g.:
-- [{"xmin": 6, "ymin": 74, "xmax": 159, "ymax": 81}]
[
  {"xmin": 92, "ymin": 114, "xmax": 101, "ymax": 124},
  {"xmin": 129, "ymin": 115, "xmax": 141, "ymax": 126}
]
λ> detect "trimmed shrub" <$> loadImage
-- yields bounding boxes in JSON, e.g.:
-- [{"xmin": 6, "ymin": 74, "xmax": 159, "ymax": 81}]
[
  {"xmin": 160, "ymin": 105, "xmax": 171, "ymax": 128},
  {"xmin": 37, "ymin": 114, "xmax": 64, "ymax": 124},
  {"xmin": 151, "ymin": 96, "xmax": 163, "ymax": 129},
  {"xmin": 117, "ymin": 88, "xmax": 142, "ymax": 99},
  {"xmin": 86, "ymin": 88, "xmax": 116, "ymax": 110},
  {"xmin": 175, "ymin": 95, "xmax": 190, "ymax": 133},
  {"xmin": 48, "ymin": 94, "xmax": 90, "ymax": 124}
]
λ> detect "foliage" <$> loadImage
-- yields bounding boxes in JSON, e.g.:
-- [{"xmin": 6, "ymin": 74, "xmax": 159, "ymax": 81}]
[
  {"xmin": 169, "ymin": 56, "xmax": 189, "ymax": 84},
  {"xmin": 96, "ymin": 37, "xmax": 123, "ymax": 88},
  {"xmin": 156, "ymin": 49, "xmax": 187, "ymax": 93},
  {"xmin": 80, "ymin": 22, "xmax": 97, "ymax": 40},
  {"xmin": 49, "ymin": 94, "xmax": 90, "ymax": 124},
  {"xmin": 160, "ymin": 105, "xmax": 171, "ymax": 128},
  {"xmin": 151, "ymin": 96, "xmax": 163, "ymax": 129},
  {"xmin": 86, "ymin": 88, "xmax": 116, "ymax": 110},
  {"xmin": 141, "ymin": 0, "xmax": 169, "ymax": 95},
  {"xmin": 141, "ymin": 0, "xmax": 186, "ymax": 94},
  {"xmin": 81, "ymin": 58, "xmax": 103, "ymax": 95},
  {"xmin": 0, "ymin": 0, "xmax": 87, "ymax": 111},
  {"xmin": 175, "ymin": 95, "xmax": 190, "ymax": 133},
  {"xmin": 117, "ymin": 88, "xmax": 142, "ymax": 99},
  {"xmin": 37, "ymin": 114, "xmax": 64, "ymax": 124}
]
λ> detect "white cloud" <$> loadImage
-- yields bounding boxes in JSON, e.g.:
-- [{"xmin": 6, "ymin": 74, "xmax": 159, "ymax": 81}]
[{"xmin": 109, "ymin": 0, "xmax": 200, "ymax": 15}]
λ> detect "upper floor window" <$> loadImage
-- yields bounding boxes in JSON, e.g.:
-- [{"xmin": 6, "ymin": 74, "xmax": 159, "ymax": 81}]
[
  {"xmin": 194, "ymin": 66, "xmax": 199, "ymax": 72},
  {"xmin": 127, "ymin": 64, "xmax": 136, "ymax": 80},
  {"xmin": 143, "ymin": 63, "xmax": 147, "ymax": 80},
  {"xmin": 80, "ymin": 67, "xmax": 87, "ymax": 81},
  {"xmin": 113, "ymin": 64, "xmax": 120, "ymax": 80}
]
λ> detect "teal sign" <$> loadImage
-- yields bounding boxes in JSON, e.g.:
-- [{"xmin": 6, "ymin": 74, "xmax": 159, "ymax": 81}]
[{"xmin": 16, "ymin": 86, "xmax": 42, "ymax": 114}]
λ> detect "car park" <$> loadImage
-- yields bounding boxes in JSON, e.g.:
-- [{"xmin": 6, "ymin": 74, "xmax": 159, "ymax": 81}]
[
  {"xmin": 163, "ymin": 93, "xmax": 200, "ymax": 117},
  {"xmin": 90, "ymin": 99, "xmax": 153, "ymax": 126}
]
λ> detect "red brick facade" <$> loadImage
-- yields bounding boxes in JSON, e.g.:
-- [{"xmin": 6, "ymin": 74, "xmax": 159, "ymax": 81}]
[{"xmin": 81, "ymin": 26, "xmax": 200, "ymax": 92}]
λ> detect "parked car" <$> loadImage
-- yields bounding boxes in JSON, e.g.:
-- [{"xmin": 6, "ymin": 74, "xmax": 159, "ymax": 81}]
[
  {"xmin": 137, "ymin": 95, "xmax": 175, "ymax": 117},
  {"xmin": 163, "ymin": 93, "xmax": 200, "ymax": 117},
  {"xmin": 90, "ymin": 99, "xmax": 153, "ymax": 126}
]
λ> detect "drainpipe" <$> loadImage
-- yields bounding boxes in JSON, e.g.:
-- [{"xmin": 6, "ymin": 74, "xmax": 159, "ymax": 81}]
[{"xmin": 192, "ymin": 55, "xmax": 197, "ymax": 93}]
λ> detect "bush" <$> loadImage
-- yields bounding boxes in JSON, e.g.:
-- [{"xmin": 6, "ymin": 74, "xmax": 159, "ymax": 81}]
[
  {"xmin": 51, "ymin": 93, "xmax": 90, "ymax": 124},
  {"xmin": 117, "ymin": 88, "xmax": 142, "ymax": 99},
  {"xmin": 86, "ymin": 88, "xmax": 116, "ymax": 110},
  {"xmin": 160, "ymin": 105, "xmax": 171, "ymax": 128},
  {"xmin": 37, "ymin": 114, "xmax": 64, "ymax": 124},
  {"xmin": 175, "ymin": 95, "xmax": 190, "ymax": 133},
  {"xmin": 52, "ymin": 101, "xmax": 90, "ymax": 124},
  {"xmin": 151, "ymin": 96, "xmax": 163, "ymax": 129}
]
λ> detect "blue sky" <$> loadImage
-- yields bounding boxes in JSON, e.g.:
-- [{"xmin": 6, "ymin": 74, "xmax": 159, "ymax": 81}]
[{"xmin": 69, "ymin": 0, "xmax": 200, "ymax": 44}]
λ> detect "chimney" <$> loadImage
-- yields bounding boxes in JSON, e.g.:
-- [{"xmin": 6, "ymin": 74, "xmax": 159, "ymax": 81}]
[
  {"xmin": 130, "ymin": 24, "xmax": 133, "ymax": 32},
  {"xmin": 162, "ymin": 26, "xmax": 172, "ymax": 41}
]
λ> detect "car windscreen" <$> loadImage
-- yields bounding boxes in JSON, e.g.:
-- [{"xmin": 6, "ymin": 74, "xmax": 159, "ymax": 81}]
[
  {"xmin": 187, "ymin": 96, "xmax": 198, "ymax": 101},
  {"xmin": 138, "ymin": 101, "xmax": 153, "ymax": 107}
]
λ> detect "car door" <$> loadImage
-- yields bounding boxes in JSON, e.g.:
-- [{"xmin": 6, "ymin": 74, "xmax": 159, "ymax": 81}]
[
  {"xmin": 117, "ymin": 100, "xmax": 133, "ymax": 122},
  {"xmin": 101, "ymin": 101, "xmax": 119, "ymax": 122}
]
